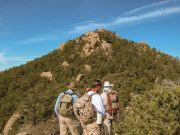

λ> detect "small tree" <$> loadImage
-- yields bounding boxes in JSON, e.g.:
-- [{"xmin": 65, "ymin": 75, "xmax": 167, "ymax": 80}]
[{"xmin": 21, "ymin": 83, "xmax": 47, "ymax": 125}]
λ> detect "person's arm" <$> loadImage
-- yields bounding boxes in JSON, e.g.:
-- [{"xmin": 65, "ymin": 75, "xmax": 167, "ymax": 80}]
[
  {"xmin": 72, "ymin": 94, "xmax": 78, "ymax": 103},
  {"xmin": 101, "ymin": 93, "xmax": 108, "ymax": 106},
  {"xmin": 91, "ymin": 94, "xmax": 105, "ymax": 124},
  {"xmin": 96, "ymin": 112, "xmax": 104, "ymax": 124},
  {"xmin": 54, "ymin": 93, "xmax": 63, "ymax": 116}
]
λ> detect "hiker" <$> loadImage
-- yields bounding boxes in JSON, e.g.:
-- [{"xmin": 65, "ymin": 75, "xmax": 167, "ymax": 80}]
[
  {"xmin": 101, "ymin": 81, "xmax": 119, "ymax": 135},
  {"xmin": 74, "ymin": 79, "xmax": 105, "ymax": 135},
  {"xmin": 54, "ymin": 81, "xmax": 81, "ymax": 135}
]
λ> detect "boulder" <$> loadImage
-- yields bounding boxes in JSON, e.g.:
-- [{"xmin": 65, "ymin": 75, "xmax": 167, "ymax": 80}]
[
  {"xmin": 125, "ymin": 106, "xmax": 133, "ymax": 113},
  {"xmin": 81, "ymin": 31, "xmax": 112, "ymax": 57},
  {"xmin": 90, "ymin": 49, "xmax": 94, "ymax": 53},
  {"xmin": 91, "ymin": 32, "xmax": 99, "ymax": 38},
  {"xmin": 84, "ymin": 32, "xmax": 99, "ymax": 40},
  {"xmin": 85, "ymin": 32, "xmax": 98, "ymax": 38},
  {"xmin": 84, "ymin": 49, "xmax": 90, "ymax": 56},
  {"xmin": 81, "ymin": 32, "xmax": 100, "ymax": 57},
  {"xmin": 84, "ymin": 64, "xmax": 92, "ymax": 72},
  {"xmin": 40, "ymin": 71, "xmax": 52, "ymax": 81},
  {"xmin": 76, "ymin": 74, "xmax": 84, "ymax": 82},
  {"xmin": 85, "ymin": 43, "xmax": 91, "ymax": 49},
  {"xmin": 90, "ymin": 38, "xmax": 98, "ymax": 48},
  {"xmin": 62, "ymin": 61, "xmax": 70, "ymax": 67},
  {"xmin": 101, "ymin": 41, "xmax": 112, "ymax": 51},
  {"xmin": 59, "ymin": 43, "xmax": 66, "ymax": 51}
]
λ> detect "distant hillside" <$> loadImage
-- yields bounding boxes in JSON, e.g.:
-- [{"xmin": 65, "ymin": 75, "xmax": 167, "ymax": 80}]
[{"xmin": 0, "ymin": 29, "xmax": 180, "ymax": 135}]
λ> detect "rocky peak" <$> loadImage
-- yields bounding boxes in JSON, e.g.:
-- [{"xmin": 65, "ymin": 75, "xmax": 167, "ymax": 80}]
[
  {"xmin": 57, "ymin": 29, "xmax": 113, "ymax": 57},
  {"xmin": 81, "ymin": 31, "xmax": 112, "ymax": 57}
]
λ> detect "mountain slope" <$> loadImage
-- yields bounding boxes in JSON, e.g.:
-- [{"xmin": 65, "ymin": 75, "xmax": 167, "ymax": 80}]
[{"xmin": 0, "ymin": 29, "xmax": 180, "ymax": 134}]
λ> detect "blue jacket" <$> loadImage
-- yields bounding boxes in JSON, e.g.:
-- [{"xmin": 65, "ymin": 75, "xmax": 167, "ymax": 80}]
[{"xmin": 54, "ymin": 89, "xmax": 78, "ymax": 116}]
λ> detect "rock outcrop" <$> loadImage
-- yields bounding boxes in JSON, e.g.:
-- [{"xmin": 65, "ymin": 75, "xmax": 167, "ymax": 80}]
[
  {"xmin": 40, "ymin": 71, "xmax": 52, "ymax": 81},
  {"xmin": 84, "ymin": 64, "xmax": 92, "ymax": 72},
  {"xmin": 62, "ymin": 61, "xmax": 70, "ymax": 67},
  {"xmin": 75, "ymin": 74, "xmax": 84, "ymax": 83},
  {"xmin": 81, "ymin": 32, "xmax": 100, "ymax": 57},
  {"xmin": 58, "ymin": 43, "xmax": 66, "ymax": 51},
  {"xmin": 101, "ymin": 40, "xmax": 112, "ymax": 55},
  {"xmin": 81, "ymin": 31, "xmax": 112, "ymax": 57}
]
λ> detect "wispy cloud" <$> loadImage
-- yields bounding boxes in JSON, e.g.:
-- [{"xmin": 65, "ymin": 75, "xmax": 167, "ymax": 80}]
[
  {"xmin": 70, "ymin": 1, "xmax": 180, "ymax": 33},
  {"xmin": 0, "ymin": 52, "xmax": 37, "ymax": 63},
  {"xmin": 112, "ymin": 6, "xmax": 180, "ymax": 25},
  {"xmin": 14, "ymin": 35, "xmax": 57, "ymax": 45},
  {"xmin": 122, "ymin": 0, "xmax": 178, "ymax": 15}
]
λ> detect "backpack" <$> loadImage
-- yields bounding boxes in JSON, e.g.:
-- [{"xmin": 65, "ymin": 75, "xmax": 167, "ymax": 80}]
[
  {"xmin": 73, "ymin": 93, "xmax": 96, "ymax": 125},
  {"xmin": 58, "ymin": 92, "xmax": 74, "ymax": 117},
  {"xmin": 107, "ymin": 91, "xmax": 119, "ymax": 115}
]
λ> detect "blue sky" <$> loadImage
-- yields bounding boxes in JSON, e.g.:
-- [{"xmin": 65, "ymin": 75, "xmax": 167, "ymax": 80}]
[{"xmin": 0, "ymin": 0, "xmax": 180, "ymax": 71}]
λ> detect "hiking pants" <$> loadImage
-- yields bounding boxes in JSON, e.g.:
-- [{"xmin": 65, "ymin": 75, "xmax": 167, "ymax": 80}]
[
  {"xmin": 83, "ymin": 121, "xmax": 101, "ymax": 135},
  {"xmin": 103, "ymin": 118, "xmax": 114, "ymax": 135},
  {"xmin": 59, "ymin": 115, "xmax": 80, "ymax": 135}
]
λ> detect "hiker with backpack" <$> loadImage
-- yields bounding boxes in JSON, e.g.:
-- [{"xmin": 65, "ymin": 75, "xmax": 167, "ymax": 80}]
[
  {"xmin": 54, "ymin": 81, "xmax": 81, "ymax": 135},
  {"xmin": 74, "ymin": 79, "xmax": 105, "ymax": 135},
  {"xmin": 101, "ymin": 81, "xmax": 119, "ymax": 135}
]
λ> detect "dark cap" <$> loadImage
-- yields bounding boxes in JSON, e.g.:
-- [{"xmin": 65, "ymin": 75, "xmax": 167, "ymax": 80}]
[{"xmin": 91, "ymin": 79, "xmax": 102, "ymax": 88}]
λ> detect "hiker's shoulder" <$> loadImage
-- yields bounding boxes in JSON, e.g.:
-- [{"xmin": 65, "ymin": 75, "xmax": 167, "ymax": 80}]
[
  {"xmin": 101, "ymin": 92, "xmax": 107, "ymax": 96},
  {"xmin": 87, "ymin": 91, "xmax": 101, "ymax": 99}
]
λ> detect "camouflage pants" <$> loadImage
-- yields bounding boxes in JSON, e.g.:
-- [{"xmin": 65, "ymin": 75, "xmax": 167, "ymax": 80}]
[
  {"xmin": 83, "ymin": 121, "xmax": 101, "ymax": 135},
  {"xmin": 59, "ymin": 115, "xmax": 80, "ymax": 135},
  {"xmin": 103, "ymin": 119, "xmax": 114, "ymax": 135}
]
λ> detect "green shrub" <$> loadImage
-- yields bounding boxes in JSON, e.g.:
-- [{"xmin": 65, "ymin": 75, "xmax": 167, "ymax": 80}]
[{"xmin": 115, "ymin": 82, "xmax": 180, "ymax": 135}]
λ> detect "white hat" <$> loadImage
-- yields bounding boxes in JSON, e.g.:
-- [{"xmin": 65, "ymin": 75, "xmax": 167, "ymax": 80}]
[{"xmin": 103, "ymin": 81, "xmax": 113, "ymax": 87}]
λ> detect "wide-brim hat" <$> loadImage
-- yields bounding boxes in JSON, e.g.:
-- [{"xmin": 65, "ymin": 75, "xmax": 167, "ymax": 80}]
[
  {"xmin": 67, "ymin": 81, "xmax": 77, "ymax": 90},
  {"xmin": 103, "ymin": 81, "xmax": 113, "ymax": 87}
]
